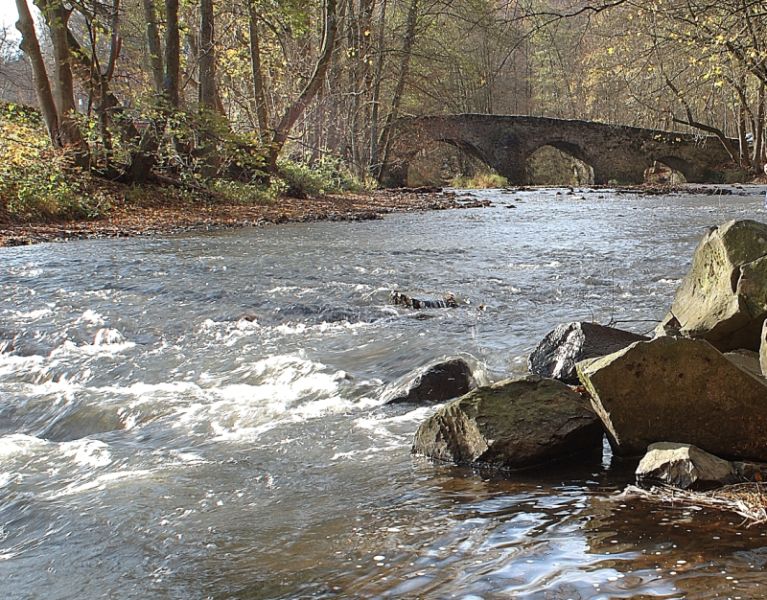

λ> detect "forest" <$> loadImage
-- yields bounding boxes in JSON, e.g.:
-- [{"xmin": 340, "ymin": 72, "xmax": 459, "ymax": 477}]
[{"xmin": 1, "ymin": 0, "xmax": 766, "ymax": 222}]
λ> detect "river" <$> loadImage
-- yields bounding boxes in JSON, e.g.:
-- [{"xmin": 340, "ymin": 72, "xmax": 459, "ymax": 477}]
[{"xmin": 2, "ymin": 186, "xmax": 767, "ymax": 599}]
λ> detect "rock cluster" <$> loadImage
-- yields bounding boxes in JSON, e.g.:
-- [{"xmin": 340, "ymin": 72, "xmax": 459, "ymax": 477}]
[{"xmin": 409, "ymin": 219, "xmax": 767, "ymax": 488}]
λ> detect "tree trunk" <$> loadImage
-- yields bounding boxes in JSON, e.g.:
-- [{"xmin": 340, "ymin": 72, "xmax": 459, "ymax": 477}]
[
  {"xmin": 755, "ymin": 83, "xmax": 765, "ymax": 167},
  {"xmin": 376, "ymin": 0, "xmax": 419, "ymax": 179},
  {"xmin": 266, "ymin": 0, "xmax": 338, "ymax": 172},
  {"xmin": 141, "ymin": 0, "xmax": 164, "ymax": 93},
  {"xmin": 36, "ymin": 0, "xmax": 89, "ymax": 166},
  {"xmin": 247, "ymin": 1, "xmax": 270, "ymax": 142},
  {"xmin": 15, "ymin": 0, "xmax": 60, "ymax": 146},
  {"xmin": 368, "ymin": 0, "xmax": 387, "ymax": 175},
  {"xmin": 198, "ymin": 0, "xmax": 217, "ymax": 110},
  {"xmin": 124, "ymin": 0, "xmax": 179, "ymax": 181},
  {"xmin": 738, "ymin": 102, "xmax": 752, "ymax": 169},
  {"xmin": 164, "ymin": 0, "xmax": 180, "ymax": 107}
]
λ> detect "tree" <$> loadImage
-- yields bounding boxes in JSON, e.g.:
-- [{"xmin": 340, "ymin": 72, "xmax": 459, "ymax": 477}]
[
  {"xmin": 264, "ymin": 0, "xmax": 339, "ymax": 172},
  {"xmin": 14, "ymin": 0, "xmax": 59, "ymax": 145}
]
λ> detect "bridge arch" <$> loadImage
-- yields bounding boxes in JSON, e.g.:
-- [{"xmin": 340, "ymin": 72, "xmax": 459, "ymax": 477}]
[
  {"xmin": 647, "ymin": 156, "xmax": 694, "ymax": 183},
  {"xmin": 526, "ymin": 141, "xmax": 595, "ymax": 185},
  {"xmin": 406, "ymin": 138, "xmax": 498, "ymax": 186}
]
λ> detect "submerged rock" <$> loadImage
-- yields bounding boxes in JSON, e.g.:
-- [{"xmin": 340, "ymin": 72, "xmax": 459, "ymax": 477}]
[
  {"xmin": 664, "ymin": 220, "xmax": 767, "ymax": 351},
  {"xmin": 412, "ymin": 375, "xmax": 603, "ymax": 471},
  {"xmin": 385, "ymin": 358, "xmax": 477, "ymax": 405},
  {"xmin": 390, "ymin": 291, "xmax": 461, "ymax": 309},
  {"xmin": 528, "ymin": 321, "xmax": 647, "ymax": 384},
  {"xmin": 577, "ymin": 337, "xmax": 767, "ymax": 461},
  {"xmin": 636, "ymin": 442, "xmax": 738, "ymax": 490}
]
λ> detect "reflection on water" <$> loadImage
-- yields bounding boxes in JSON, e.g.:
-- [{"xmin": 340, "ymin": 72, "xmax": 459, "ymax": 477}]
[{"xmin": 2, "ymin": 187, "xmax": 767, "ymax": 599}]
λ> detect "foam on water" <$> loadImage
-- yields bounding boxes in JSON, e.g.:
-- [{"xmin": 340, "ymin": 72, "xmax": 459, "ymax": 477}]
[
  {"xmin": 49, "ymin": 333, "xmax": 135, "ymax": 357},
  {"xmin": 76, "ymin": 309, "xmax": 106, "ymax": 325},
  {"xmin": 0, "ymin": 433, "xmax": 48, "ymax": 458},
  {"xmin": 43, "ymin": 469, "xmax": 154, "ymax": 500},
  {"xmin": 12, "ymin": 308, "xmax": 52, "ymax": 320},
  {"xmin": 59, "ymin": 439, "xmax": 112, "ymax": 468}
]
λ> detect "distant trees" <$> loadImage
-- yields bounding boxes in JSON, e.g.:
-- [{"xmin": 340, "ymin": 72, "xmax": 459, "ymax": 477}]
[{"xmin": 7, "ymin": 0, "xmax": 767, "ymax": 184}]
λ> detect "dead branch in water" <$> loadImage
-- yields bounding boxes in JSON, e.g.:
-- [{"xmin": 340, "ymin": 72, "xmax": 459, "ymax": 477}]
[{"xmin": 620, "ymin": 483, "xmax": 767, "ymax": 526}]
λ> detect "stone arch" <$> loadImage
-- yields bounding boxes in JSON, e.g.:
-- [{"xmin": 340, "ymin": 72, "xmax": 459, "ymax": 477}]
[
  {"xmin": 396, "ymin": 137, "xmax": 498, "ymax": 187},
  {"xmin": 526, "ymin": 141, "xmax": 595, "ymax": 185},
  {"xmin": 646, "ymin": 156, "xmax": 693, "ymax": 184}
]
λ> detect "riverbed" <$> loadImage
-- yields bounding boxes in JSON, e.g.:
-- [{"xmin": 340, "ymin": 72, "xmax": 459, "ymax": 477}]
[{"xmin": 2, "ymin": 186, "xmax": 767, "ymax": 599}]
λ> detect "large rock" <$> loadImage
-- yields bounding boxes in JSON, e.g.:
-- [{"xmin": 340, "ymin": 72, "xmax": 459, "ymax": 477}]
[
  {"xmin": 664, "ymin": 220, "xmax": 767, "ymax": 351},
  {"xmin": 528, "ymin": 322, "xmax": 647, "ymax": 384},
  {"xmin": 577, "ymin": 336, "xmax": 767, "ymax": 461},
  {"xmin": 412, "ymin": 375, "xmax": 603, "ymax": 470},
  {"xmin": 385, "ymin": 358, "xmax": 477, "ymax": 405},
  {"xmin": 636, "ymin": 442, "xmax": 738, "ymax": 490}
]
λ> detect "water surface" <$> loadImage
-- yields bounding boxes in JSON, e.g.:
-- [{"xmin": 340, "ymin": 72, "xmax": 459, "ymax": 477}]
[{"xmin": 2, "ymin": 186, "xmax": 767, "ymax": 599}]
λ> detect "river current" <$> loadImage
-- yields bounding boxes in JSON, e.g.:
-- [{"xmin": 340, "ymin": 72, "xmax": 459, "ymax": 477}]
[{"xmin": 3, "ymin": 187, "xmax": 767, "ymax": 599}]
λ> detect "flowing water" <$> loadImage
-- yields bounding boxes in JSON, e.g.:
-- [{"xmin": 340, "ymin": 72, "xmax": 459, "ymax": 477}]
[{"xmin": 3, "ymin": 187, "xmax": 767, "ymax": 599}]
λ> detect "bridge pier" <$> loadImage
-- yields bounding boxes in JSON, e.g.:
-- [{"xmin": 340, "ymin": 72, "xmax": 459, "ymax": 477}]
[
  {"xmin": 489, "ymin": 148, "xmax": 527, "ymax": 186},
  {"xmin": 379, "ymin": 161, "xmax": 409, "ymax": 188}
]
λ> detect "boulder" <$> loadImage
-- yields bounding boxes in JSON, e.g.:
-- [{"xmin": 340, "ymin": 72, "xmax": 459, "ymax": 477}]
[
  {"xmin": 636, "ymin": 443, "xmax": 738, "ymax": 490},
  {"xmin": 577, "ymin": 336, "xmax": 767, "ymax": 461},
  {"xmin": 664, "ymin": 220, "xmax": 767, "ymax": 351},
  {"xmin": 528, "ymin": 322, "xmax": 647, "ymax": 384},
  {"xmin": 385, "ymin": 358, "xmax": 477, "ymax": 405},
  {"xmin": 412, "ymin": 375, "xmax": 603, "ymax": 470}
]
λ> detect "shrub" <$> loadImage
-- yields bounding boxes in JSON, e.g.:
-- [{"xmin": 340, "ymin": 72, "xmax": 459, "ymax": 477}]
[
  {"xmin": 209, "ymin": 179, "xmax": 281, "ymax": 205},
  {"xmin": 277, "ymin": 157, "xmax": 371, "ymax": 197},
  {"xmin": 0, "ymin": 103, "xmax": 111, "ymax": 222}
]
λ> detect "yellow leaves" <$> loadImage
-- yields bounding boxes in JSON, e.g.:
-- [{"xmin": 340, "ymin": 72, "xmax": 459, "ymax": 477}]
[
  {"xmin": 0, "ymin": 108, "xmax": 49, "ymax": 171},
  {"xmin": 607, "ymin": 47, "xmax": 615, "ymax": 56}
]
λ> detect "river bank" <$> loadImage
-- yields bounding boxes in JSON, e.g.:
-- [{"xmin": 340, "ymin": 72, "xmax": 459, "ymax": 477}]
[
  {"xmin": 0, "ymin": 188, "xmax": 490, "ymax": 248},
  {"xmin": 7, "ymin": 181, "xmax": 767, "ymax": 249}
]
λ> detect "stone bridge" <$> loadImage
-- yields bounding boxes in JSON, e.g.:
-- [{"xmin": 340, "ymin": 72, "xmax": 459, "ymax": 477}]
[{"xmin": 380, "ymin": 114, "xmax": 732, "ymax": 186}]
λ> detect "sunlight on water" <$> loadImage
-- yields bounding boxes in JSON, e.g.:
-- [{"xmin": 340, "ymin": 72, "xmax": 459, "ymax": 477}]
[{"xmin": 2, "ymin": 187, "xmax": 767, "ymax": 599}]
